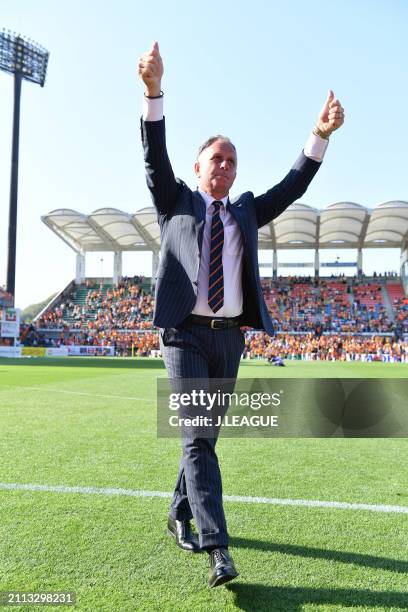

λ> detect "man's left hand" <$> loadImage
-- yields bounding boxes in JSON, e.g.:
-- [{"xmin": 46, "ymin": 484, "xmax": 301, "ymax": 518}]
[{"xmin": 316, "ymin": 90, "xmax": 345, "ymax": 138}]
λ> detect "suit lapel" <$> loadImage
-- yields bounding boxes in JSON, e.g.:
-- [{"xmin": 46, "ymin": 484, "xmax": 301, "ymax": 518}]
[
  {"xmin": 227, "ymin": 197, "xmax": 246, "ymax": 237},
  {"xmin": 193, "ymin": 190, "xmax": 207, "ymax": 253}
]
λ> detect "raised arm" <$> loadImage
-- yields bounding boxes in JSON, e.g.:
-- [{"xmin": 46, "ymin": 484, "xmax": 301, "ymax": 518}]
[
  {"xmin": 138, "ymin": 42, "xmax": 180, "ymax": 216},
  {"xmin": 254, "ymin": 90, "xmax": 345, "ymax": 228}
]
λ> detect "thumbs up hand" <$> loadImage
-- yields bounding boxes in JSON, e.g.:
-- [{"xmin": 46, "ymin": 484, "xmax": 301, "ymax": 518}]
[
  {"xmin": 315, "ymin": 90, "xmax": 345, "ymax": 138},
  {"xmin": 138, "ymin": 41, "xmax": 164, "ymax": 97}
]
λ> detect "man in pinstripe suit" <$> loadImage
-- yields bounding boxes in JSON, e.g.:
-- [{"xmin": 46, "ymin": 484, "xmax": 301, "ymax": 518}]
[{"xmin": 138, "ymin": 41, "xmax": 344, "ymax": 588}]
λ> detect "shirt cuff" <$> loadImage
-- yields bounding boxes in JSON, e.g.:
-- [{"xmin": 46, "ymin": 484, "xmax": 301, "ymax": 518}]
[
  {"xmin": 304, "ymin": 132, "xmax": 329, "ymax": 162},
  {"xmin": 142, "ymin": 96, "xmax": 164, "ymax": 121}
]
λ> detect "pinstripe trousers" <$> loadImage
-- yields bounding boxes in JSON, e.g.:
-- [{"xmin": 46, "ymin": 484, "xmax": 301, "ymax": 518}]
[{"xmin": 159, "ymin": 319, "xmax": 245, "ymax": 549}]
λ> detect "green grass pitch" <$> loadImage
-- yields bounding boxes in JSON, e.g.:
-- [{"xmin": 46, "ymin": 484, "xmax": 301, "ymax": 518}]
[{"xmin": 0, "ymin": 357, "xmax": 407, "ymax": 611}]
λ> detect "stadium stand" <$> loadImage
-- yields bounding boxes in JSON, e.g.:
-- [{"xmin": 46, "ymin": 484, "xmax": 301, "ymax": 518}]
[
  {"xmin": 21, "ymin": 274, "xmax": 407, "ymax": 360},
  {"xmin": 34, "ymin": 201, "xmax": 408, "ymax": 359},
  {"xmin": 261, "ymin": 277, "xmax": 395, "ymax": 334}
]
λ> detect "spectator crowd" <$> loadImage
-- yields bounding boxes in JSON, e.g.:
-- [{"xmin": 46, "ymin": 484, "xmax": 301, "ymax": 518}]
[
  {"xmin": 243, "ymin": 332, "xmax": 408, "ymax": 362},
  {"xmin": 22, "ymin": 275, "xmax": 408, "ymax": 359}
]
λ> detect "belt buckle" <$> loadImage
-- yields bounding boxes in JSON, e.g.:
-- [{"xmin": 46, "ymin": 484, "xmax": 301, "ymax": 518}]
[{"xmin": 210, "ymin": 319, "xmax": 223, "ymax": 330}]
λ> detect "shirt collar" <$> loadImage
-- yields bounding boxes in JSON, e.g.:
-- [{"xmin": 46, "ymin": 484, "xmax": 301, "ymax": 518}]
[{"xmin": 198, "ymin": 189, "xmax": 229, "ymax": 210}]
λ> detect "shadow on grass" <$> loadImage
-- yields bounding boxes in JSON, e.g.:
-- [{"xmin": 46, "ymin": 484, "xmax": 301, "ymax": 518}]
[
  {"xmin": 231, "ymin": 537, "xmax": 408, "ymax": 573},
  {"xmin": 0, "ymin": 357, "xmax": 166, "ymax": 370},
  {"xmin": 226, "ymin": 583, "xmax": 408, "ymax": 611}
]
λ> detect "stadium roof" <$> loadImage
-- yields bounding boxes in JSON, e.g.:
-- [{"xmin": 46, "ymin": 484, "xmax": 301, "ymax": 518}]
[{"xmin": 42, "ymin": 201, "xmax": 408, "ymax": 253}]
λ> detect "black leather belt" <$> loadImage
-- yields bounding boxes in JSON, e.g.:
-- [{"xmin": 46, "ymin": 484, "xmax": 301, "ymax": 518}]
[{"xmin": 186, "ymin": 314, "xmax": 242, "ymax": 329}]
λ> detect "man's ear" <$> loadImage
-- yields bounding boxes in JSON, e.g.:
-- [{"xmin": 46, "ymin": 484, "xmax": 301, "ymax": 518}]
[{"xmin": 194, "ymin": 160, "xmax": 200, "ymax": 177}]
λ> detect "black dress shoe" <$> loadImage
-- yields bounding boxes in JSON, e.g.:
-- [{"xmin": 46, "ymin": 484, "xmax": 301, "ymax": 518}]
[
  {"xmin": 208, "ymin": 548, "xmax": 239, "ymax": 588},
  {"xmin": 167, "ymin": 516, "xmax": 202, "ymax": 553}
]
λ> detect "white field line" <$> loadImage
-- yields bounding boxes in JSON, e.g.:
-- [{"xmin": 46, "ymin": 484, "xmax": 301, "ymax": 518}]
[
  {"xmin": 0, "ymin": 482, "xmax": 407, "ymax": 514},
  {"xmin": 0, "ymin": 384, "xmax": 154, "ymax": 403}
]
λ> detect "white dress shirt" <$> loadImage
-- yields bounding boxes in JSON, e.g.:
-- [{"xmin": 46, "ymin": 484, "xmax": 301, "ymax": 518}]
[
  {"xmin": 143, "ymin": 96, "xmax": 328, "ymax": 317},
  {"xmin": 192, "ymin": 192, "xmax": 244, "ymax": 317}
]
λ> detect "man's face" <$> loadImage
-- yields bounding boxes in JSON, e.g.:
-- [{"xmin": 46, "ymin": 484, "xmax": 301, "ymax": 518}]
[{"xmin": 194, "ymin": 140, "xmax": 237, "ymax": 199}]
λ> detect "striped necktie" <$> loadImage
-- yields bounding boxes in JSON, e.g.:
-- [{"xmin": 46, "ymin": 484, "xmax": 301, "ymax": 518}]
[{"xmin": 208, "ymin": 201, "xmax": 224, "ymax": 313}]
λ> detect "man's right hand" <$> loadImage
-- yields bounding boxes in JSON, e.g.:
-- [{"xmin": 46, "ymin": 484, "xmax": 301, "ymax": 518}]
[{"xmin": 138, "ymin": 41, "xmax": 163, "ymax": 97}]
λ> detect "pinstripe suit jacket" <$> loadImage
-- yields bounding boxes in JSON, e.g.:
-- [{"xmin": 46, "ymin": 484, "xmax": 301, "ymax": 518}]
[{"xmin": 141, "ymin": 118, "xmax": 321, "ymax": 335}]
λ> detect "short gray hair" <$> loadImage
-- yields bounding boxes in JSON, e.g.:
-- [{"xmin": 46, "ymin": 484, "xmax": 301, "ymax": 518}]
[{"xmin": 196, "ymin": 135, "xmax": 236, "ymax": 160}]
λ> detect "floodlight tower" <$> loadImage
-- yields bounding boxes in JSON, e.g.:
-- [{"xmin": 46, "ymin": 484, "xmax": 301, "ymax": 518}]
[{"xmin": 0, "ymin": 29, "xmax": 49, "ymax": 305}]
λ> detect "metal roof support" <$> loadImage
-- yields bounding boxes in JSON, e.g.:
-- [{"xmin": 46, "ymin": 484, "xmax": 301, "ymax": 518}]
[
  {"xmin": 87, "ymin": 217, "xmax": 122, "ymax": 251},
  {"xmin": 315, "ymin": 213, "xmax": 321, "ymax": 277},
  {"xmin": 75, "ymin": 253, "xmax": 85, "ymax": 284},
  {"xmin": 130, "ymin": 215, "xmax": 159, "ymax": 251},
  {"xmin": 113, "ymin": 251, "xmax": 122, "ymax": 286},
  {"xmin": 357, "ymin": 211, "xmax": 370, "ymax": 249},
  {"xmin": 400, "ymin": 248, "xmax": 408, "ymax": 295},
  {"xmin": 273, "ymin": 249, "xmax": 277, "ymax": 279},
  {"xmin": 315, "ymin": 212, "xmax": 321, "ymax": 249},
  {"xmin": 400, "ymin": 247, "xmax": 407, "ymax": 268},
  {"xmin": 314, "ymin": 249, "xmax": 320, "ymax": 278},
  {"xmin": 41, "ymin": 215, "xmax": 82, "ymax": 254},
  {"xmin": 357, "ymin": 249, "xmax": 363, "ymax": 278},
  {"xmin": 269, "ymin": 219, "xmax": 277, "ymax": 250}
]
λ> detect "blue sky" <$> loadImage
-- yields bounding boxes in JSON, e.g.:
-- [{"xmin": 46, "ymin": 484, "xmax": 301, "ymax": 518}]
[{"xmin": 0, "ymin": 0, "xmax": 407, "ymax": 308}]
